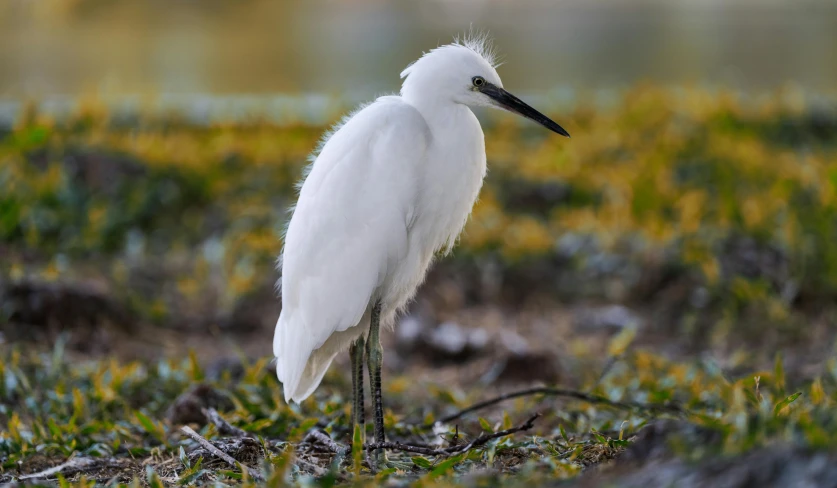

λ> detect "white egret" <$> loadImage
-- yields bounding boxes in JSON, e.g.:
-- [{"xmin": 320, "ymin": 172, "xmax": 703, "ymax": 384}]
[{"xmin": 273, "ymin": 35, "xmax": 568, "ymax": 459}]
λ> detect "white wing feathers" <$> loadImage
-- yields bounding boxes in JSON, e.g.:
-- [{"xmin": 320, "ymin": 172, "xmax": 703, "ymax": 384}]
[{"xmin": 274, "ymin": 97, "xmax": 430, "ymax": 403}]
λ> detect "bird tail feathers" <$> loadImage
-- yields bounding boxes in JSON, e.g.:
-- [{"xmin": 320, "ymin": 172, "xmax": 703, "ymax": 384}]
[{"xmin": 274, "ymin": 311, "xmax": 367, "ymax": 404}]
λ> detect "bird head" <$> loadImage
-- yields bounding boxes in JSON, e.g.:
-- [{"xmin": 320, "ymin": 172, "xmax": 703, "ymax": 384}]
[{"xmin": 400, "ymin": 35, "xmax": 569, "ymax": 137}]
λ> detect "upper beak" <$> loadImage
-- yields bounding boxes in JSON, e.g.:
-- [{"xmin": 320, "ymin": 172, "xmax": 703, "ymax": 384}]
[{"xmin": 480, "ymin": 83, "xmax": 570, "ymax": 137}]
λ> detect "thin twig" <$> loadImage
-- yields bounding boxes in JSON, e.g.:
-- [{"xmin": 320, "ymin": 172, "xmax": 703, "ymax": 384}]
[
  {"xmin": 446, "ymin": 412, "xmax": 540, "ymax": 453},
  {"xmin": 593, "ymin": 356, "xmax": 619, "ymax": 389},
  {"xmin": 19, "ymin": 457, "xmax": 99, "ymax": 480},
  {"xmin": 180, "ymin": 426, "xmax": 263, "ymax": 481},
  {"xmin": 365, "ymin": 441, "xmax": 439, "ymax": 456},
  {"xmin": 368, "ymin": 413, "xmax": 540, "ymax": 457},
  {"xmin": 203, "ymin": 408, "xmax": 252, "ymax": 438},
  {"xmin": 434, "ymin": 387, "xmax": 687, "ymax": 425}
]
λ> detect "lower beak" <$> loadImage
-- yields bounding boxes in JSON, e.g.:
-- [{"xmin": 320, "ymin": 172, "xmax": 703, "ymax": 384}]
[{"xmin": 480, "ymin": 83, "xmax": 570, "ymax": 137}]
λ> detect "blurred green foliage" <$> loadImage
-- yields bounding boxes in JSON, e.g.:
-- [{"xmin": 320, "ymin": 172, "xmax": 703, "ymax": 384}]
[{"xmin": 2, "ymin": 87, "xmax": 837, "ymax": 329}]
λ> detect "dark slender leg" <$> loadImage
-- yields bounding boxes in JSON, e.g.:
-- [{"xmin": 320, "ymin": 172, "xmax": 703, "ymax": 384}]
[
  {"xmin": 366, "ymin": 301, "xmax": 387, "ymax": 464},
  {"xmin": 350, "ymin": 336, "xmax": 366, "ymax": 446}
]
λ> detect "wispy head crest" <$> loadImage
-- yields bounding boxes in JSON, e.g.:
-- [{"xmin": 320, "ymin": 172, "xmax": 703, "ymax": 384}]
[
  {"xmin": 453, "ymin": 28, "xmax": 502, "ymax": 69},
  {"xmin": 400, "ymin": 28, "xmax": 502, "ymax": 79}
]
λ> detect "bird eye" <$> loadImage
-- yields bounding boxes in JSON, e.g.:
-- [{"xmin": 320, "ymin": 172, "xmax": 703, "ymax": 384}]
[{"xmin": 472, "ymin": 76, "xmax": 485, "ymax": 87}]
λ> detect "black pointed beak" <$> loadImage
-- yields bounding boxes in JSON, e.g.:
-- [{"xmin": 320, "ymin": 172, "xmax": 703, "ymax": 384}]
[{"xmin": 480, "ymin": 83, "xmax": 570, "ymax": 137}]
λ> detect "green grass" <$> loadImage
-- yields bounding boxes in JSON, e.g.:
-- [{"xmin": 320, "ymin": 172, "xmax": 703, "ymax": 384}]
[{"xmin": 2, "ymin": 338, "xmax": 837, "ymax": 485}]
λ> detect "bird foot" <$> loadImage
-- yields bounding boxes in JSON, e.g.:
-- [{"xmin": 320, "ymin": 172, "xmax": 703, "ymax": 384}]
[{"xmin": 368, "ymin": 448, "xmax": 390, "ymax": 472}]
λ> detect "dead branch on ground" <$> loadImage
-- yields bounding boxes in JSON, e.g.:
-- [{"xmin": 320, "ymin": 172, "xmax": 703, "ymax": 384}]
[
  {"xmin": 180, "ymin": 426, "xmax": 264, "ymax": 481},
  {"xmin": 368, "ymin": 413, "xmax": 540, "ymax": 457},
  {"xmin": 434, "ymin": 387, "xmax": 687, "ymax": 426}
]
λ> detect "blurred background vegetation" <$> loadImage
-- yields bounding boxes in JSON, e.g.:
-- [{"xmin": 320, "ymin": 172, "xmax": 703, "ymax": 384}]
[{"xmin": 3, "ymin": 0, "xmax": 837, "ymax": 485}]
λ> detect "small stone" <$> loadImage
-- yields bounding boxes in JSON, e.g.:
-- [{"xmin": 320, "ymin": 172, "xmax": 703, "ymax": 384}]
[
  {"xmin": 428, "ymin": 322, "xmax": 468, "ymax": 355},
  {"xmin": 574, "ymin": 305, "xmax": 642, "ymax": 333},
  {"xmin": 396, "ymin": 315, "xmax": 425, "ymax": 349},
  {"xmin": 166, "ymin": 383, "xmax": 234, "ymax": 426}
]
